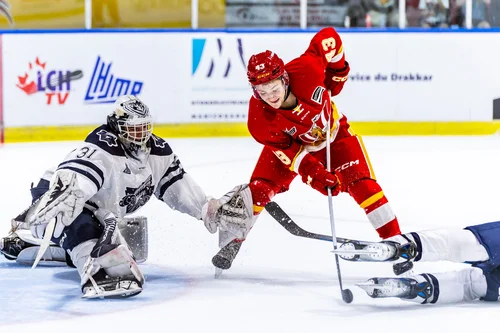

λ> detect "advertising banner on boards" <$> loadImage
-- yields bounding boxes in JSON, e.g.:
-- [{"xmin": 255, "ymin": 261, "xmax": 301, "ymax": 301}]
[{"xmin": 3, "ymin": 31, "xmax": 500, "ymax": 129}]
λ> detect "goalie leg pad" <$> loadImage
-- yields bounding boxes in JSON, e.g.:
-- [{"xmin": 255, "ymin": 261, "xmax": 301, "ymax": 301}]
[
  {"xmin": 71, "ymin": 240, "xmax": 144, "ymax": 286},
  {"xmin": 16, "ymin": 245, "xmax": 66, "ymax": 265},
  {"xmin": 81, "ymin": 245, "xmax": 144, "ymax": 299},
  {"xmin": 94, "ymin": 244, "xmax": 144, "ymax": 284},
  {"xmin": 71, "ymin": 239, "xmax": 144, "ymax": 298}
]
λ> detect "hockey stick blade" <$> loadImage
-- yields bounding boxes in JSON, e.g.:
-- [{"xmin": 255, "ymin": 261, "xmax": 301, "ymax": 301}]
[
  {"xmin": 31, "ymin": 216, "xmax": 56, "ymax": 269},
  {"xmin": 265, "ymin": 201, "xmax": 348, "ymax": 243}
]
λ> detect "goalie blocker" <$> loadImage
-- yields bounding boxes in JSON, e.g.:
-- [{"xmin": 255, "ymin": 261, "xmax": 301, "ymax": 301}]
[{"xmin": 2, "ymin": 215, "xmax": 149, "ymax": 266}]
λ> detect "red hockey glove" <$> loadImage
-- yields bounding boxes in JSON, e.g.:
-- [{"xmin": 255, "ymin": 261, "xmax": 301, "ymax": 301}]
[
  {"xmin": 324, "ymin": 61, "xmax": 350, "ymax": 97},
  {"xmin": 298, "ymin": 154, "xmax": 341, "ymax": 196}
]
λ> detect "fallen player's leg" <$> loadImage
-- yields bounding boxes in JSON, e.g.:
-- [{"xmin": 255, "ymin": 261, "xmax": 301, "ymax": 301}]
[{"xmin": 357, "ymin": 267, "xmax": 490, "ymax": 304}]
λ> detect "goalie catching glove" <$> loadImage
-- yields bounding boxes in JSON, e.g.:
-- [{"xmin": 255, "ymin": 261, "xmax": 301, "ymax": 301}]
[
  {"xmin": 29, "ymin": 171, "xmax": 86, "ymax": 239},
  {"xmin": 202, "ymin": 184, "xmax": 254, "ymax": 239}
]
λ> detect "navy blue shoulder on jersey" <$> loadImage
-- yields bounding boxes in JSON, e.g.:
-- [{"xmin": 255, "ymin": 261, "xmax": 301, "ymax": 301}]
[
  {"xmin": 85, "ymin": 125, "xmax": 126, "ymax": 156},
  {"xmin": 149, "ymin": 134, "xmax": 173, "ymax": 156},
  {"xmin": 58, "ymin": 159, "xmax": 105, "ymax": 191}
]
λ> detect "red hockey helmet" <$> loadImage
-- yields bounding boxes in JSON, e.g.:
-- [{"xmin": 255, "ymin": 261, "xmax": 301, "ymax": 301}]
[{"xmin": 247, "ymin": 50, "xmax": 289, "ymax": 98}]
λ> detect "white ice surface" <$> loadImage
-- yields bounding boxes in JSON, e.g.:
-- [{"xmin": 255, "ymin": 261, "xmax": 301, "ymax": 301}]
[{"xmin": 1, "ymin": 136, "xmax": 499, "ymax": 332}]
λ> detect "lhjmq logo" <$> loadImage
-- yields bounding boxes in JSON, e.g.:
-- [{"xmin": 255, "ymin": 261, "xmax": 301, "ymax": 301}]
[
  {"xmin": 84, "ymin": 56, "xmax": 144, "ymax": 104},
  {"xmin": 192, "ymin": 38, "xmax": 245, "ymax": 78}
]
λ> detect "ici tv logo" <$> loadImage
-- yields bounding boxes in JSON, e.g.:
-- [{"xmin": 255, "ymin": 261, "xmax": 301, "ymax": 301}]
[
  {"xmin": 192, "ymin": 38, "xmax": 246, "ymax": 80},
  {"xmin": 84, "ymin": 56, "xmax": 144, "ymax": 104}
]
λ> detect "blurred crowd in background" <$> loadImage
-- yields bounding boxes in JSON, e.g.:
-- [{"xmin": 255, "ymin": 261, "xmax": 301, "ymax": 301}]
[{"xmin": 0, "ymin": 0, "xmax": 496, "ymax": 29}]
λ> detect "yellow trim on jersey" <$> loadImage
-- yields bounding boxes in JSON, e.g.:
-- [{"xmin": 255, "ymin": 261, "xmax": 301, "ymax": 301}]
[
  {"xmin": 289, "ymin": 146, "xmax": 305, "ymax": 172},
  {"xmin": 360, "ymin": 191, "xmax": 385, "ymax": 209},
  {"xmin": 253, "ymin": 205, "xmax": 265, "ymax": 214},
  {"xmin": 337, "ymin": 45, "xmax": 343, "ymax": 56},
  {"xmin": 330, "ymin": 101, "xmax": 341, "ymax": 136},
  {"xmin": 357, "ymin": 134, "xmax": 376, "ymax": 179}
]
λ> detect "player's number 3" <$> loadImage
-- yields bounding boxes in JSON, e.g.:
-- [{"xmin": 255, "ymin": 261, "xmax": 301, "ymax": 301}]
[
  {"xmin": 322, "ymin": 37, "xmax": 337, "ymax": 63},
  {"xmin": 321, "ymin": 37, "xmax": 336, "ymax": 51}
]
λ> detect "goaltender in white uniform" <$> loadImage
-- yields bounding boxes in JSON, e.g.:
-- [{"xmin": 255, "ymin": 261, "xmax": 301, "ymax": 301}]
[{"xmin": 0, "ymin": 95, "xmax": 254, "ymax": 299}]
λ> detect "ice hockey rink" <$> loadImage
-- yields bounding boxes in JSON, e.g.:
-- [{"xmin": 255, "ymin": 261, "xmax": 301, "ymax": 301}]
[{"xmin": 1, "ymin": 135, "xmax": 500, "ymax": 332}]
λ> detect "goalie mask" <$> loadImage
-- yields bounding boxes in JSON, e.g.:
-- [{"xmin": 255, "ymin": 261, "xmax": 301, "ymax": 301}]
[{"xmin": 107, "ymin": 95, "xmax": 153, "ymax": 149}]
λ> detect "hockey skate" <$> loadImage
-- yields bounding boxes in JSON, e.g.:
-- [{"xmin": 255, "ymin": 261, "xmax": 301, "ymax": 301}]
[
  {"xmin": 212, "ymin": 240, "xmax": 242, "ymax": 277},
  {"xmin": 0, "ymin": 232, "xmax": 66, "ymax": 264},
  {"xmin": 0, "ymin": 234, "xmax": 33, "ymax": 260},
  {"xmin": 82, "ymin": 269, "xmax": 143, "ymax": 299},
  {"xmin": 334, "ymin": 240, "xmax": 417, "ymax": 275},
  {"xmin": 356, "ymin": 277, "xmax": 434, "ymax": 302}
]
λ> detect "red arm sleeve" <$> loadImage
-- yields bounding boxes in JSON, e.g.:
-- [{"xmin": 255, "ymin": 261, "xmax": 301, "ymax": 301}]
[
  {"xmin": 302, "ymin": 27, "xmax": 350, "ymax": 96},
  {"xmin": 303, "ymin": 27, "xmax": 346, "ymax": 70}
]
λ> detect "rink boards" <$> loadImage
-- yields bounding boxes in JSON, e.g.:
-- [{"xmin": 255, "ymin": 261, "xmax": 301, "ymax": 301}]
[{"xmin": 2, "ymin": 29, "xmax": 500, "ymax": 142}]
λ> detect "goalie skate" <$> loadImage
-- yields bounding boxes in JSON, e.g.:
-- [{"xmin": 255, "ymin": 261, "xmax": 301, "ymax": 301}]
[
  {"xmin": 1, "ymin": 233, "xmax": 66, "ymax": 264},
  {"xmin": 0, "ymin": 235, "xmax": 33, "ymax": 260},
  {"xmin": 356, "ymin": 277, "xmax": 433, "ymax": 301},
  {"xmin": 82, "ymin": 270, "xmax": 142, "ymax": 299}
]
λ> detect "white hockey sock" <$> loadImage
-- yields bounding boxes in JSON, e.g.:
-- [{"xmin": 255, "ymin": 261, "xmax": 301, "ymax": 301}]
[
  {"xmin": 414, "ymin": 268, "xmax": 487, "ymax": 304},
  {"xmin": 414, "ymin": 228, "xmax": 489, "ymax": 263}
]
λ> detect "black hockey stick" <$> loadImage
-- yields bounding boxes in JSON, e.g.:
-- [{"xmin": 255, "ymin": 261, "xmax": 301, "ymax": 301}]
[{"xmin": 265, "ymin": 201, "xmax": 350, "ymax": 243}]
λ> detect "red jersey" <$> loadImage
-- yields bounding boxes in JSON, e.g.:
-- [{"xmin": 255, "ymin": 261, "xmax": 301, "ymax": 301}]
[{"xmin": 247, "ymin": 27, "xmax": 347, "ymax": 174}]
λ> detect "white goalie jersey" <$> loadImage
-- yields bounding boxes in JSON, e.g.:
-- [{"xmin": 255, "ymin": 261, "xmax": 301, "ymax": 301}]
[{"xmin": 40, "ymin": 125, "xmax": 208, "ymax": 220}]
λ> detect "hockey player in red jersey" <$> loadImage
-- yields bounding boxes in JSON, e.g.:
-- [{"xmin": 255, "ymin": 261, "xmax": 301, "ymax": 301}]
[{"xmin": 204, "ymin": 27, "xmax": 402, "ymax": 272}]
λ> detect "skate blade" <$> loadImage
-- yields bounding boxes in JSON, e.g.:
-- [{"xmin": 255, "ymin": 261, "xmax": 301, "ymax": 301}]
[
  {"xmin": 355, "ymin": 282, "xmax": 389, "ymax": 294},
  {"xmin": 82, "ymin": 286, "xmax": 142, "ymax": 299},
  {"xmin": 214, "ymin": 268, "xmax": 224, "ymax": 279},
  {"xmin": 337, "ymin": 243, "xmax": 395, "ymax": 262},
  {"xmin": 332, "ymin": 248, "xmax": 380, "ymax": 255},
  {"xmin": 356, "ymin": 279, "xmax": 412, "ymax": 298}
]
